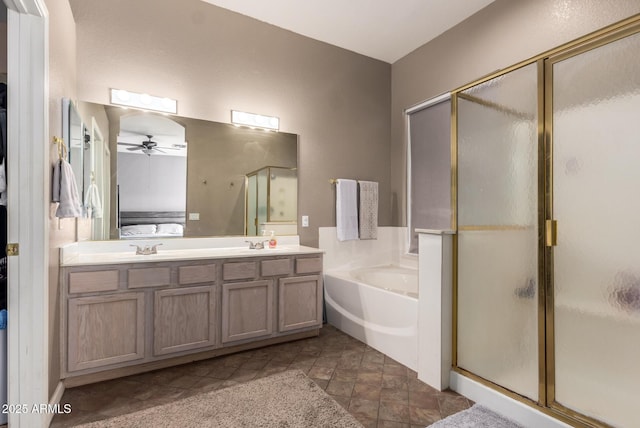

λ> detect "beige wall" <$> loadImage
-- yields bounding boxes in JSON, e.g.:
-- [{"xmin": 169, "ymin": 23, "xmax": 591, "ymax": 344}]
[
  {"xmin": 46, "ymin": 0, "xmax": 79, "ymax": 399},
  {"xmin": 69, "ymin": 0, "xmax": 392, "ymax": 247},
  {"xmin": 390, "ymin": 0, "xmax": 640, "ymax": 226}
]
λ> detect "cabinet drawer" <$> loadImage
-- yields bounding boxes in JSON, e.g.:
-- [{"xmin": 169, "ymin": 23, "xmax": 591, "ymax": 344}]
[
  {"xmin": 261, "ymin": 259, "xmax": 291, "ymax": 276},
  {"xmin": 295, "ymin": 257, "xmax": 323, "ymax": 274},
  {"xmin": 223, "ymin": 261, "xmax": 257, "ymax": 280},
  {"xmin": 178, "ymin": 264, "xmax": 216, "ymax": 285},
  {"xmin": 69, "ymin": 270, "xmax": 119, "ymax": 294},
  {"xmin": 128, "ymin": 267, "xmax": 171, "ymax": 288}
]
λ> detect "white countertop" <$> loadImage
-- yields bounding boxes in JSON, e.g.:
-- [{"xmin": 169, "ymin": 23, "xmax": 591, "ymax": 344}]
[
  {"xmin": 60, "ymin": 236, "xmax": 323, "ymax": 267},
  {"xmin": 61, "ymin": 246, "xmax": 323, "ymax": 267}
]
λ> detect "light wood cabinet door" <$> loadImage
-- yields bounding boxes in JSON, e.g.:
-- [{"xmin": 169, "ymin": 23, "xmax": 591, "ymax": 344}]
[
  {"xmin": 221, "ymin": 280, "xmax": 273, "ymax": 343},
  {"xmin": 67, "ymin": 292, "xmax": 145, "ymax": 372},
  {"xmin": 278, "ymin": 275, "xmax": 323, "ymax": 332},
  {"xmin": 153, "ymin": 286, "xmax": 217, "ymax": 356}
]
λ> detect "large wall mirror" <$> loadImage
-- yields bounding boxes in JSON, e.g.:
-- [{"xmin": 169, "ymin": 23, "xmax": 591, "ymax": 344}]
[{"xmin": 63, "ymin": 100, "xmax": 298, "ymax": 241}]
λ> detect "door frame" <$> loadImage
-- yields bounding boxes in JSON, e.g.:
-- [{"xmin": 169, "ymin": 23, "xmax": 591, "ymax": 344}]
[
  {"xmin": 4, "ymin": 0, "xmax": 50, "ymax": 427},
  {"xmin": 542, "ymin": 20, "xmax": 640, "ymax": 426},
  {"xmin": 450, "ymin": 14, "xmax": 640, "ymax": 428}
]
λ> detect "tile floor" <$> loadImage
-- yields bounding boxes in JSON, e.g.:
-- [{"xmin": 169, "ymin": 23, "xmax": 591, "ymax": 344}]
[{"xmin": 51, "ymin": 324, "xmax": 472, "ymax": 427}]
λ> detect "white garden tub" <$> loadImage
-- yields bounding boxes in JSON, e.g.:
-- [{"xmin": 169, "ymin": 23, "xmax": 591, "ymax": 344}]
[{"xmin": 324, "ymin": 264, "xmax": 418, "ymax": 370}]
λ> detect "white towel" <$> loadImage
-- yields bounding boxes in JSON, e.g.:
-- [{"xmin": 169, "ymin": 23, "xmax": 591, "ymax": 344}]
[
  {"xmin": 53, "ymin": 159, "xmax": 83, "ymax": 218},
  {"xmin": 358, "ymin": 180, "xmax": 378, "ymax": 240},
  {"xmin": 336, "ymin": 179, "xmax": 359, "ymax": 241},
  {"xmin": 84, "ymin": 182, "xmax": 103, "ymax": 218}
]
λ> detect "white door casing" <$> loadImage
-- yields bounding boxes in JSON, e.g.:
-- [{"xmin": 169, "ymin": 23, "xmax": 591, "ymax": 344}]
[{"xmin": 4, "ymin": 0, "xmax": 50, "ymax": 427}]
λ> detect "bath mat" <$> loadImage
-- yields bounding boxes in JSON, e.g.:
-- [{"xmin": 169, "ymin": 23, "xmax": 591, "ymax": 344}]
[
  {"xmin": 74, "ymin": 369, "xmax": 363, "ymax": 428},
  {"xmin": 428, "ymin": 404, "xmax": 524, "ymax": 428}
]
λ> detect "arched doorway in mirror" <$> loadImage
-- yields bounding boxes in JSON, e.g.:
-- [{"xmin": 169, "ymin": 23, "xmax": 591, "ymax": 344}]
[{"xmin": 117, "ymin": 113, "xmax": 188, "ymax": 240}]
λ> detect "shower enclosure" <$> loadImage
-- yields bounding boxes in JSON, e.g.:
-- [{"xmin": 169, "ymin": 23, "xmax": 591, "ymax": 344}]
[
  {"xmin": 245, "ymin": 166, "xmax": 297, "ymax": 236},
  {"xmin": 454, "ymin": 19, "xmax": 640, "ymax": 428}
]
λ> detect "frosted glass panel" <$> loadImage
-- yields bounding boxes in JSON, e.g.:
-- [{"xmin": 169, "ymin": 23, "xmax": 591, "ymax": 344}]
[
  {"xmin": 552, "ymin": 31, "xmax": 640, "ymax": 428},
  {"xmin": 269, "ymin": 168, "xmax": 297, "ymax": 222},
  {"xmin": 456, "ymin": 62, "xmax": 539, "ymax": 400},
  {"xmin": 257, "ymin": 169, "xmax": 268, "ymax": 233},
  {"xmin": 246, "ymin": 175, "xmax": 257, "ymax": 235},
  {"xmin": 408, "ymin": 99, "xmax": 452, "ymax": 253}
]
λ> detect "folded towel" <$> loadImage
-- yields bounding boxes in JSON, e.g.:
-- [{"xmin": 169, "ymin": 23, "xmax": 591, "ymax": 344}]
[
  {"xmin": 336, "ymin": 179, "xmax": 359, "ymax": 241},
  {"xmin": 53, "ymin": 159, "xmax": 83, "ymax": 218},
  {"xmin": 0, "ymin": 309, "xmax": 6, "ymax": 329},
  {"xmin": 84, "ymin": 182, "xmax": 103, "ymax": 218},
  {"xmin": 358, "ymin": 180, "xmax": 378, "ymax": 240}
]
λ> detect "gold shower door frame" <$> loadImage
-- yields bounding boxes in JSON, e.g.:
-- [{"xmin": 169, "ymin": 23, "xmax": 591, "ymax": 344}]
[{"xmin": 451, "ymin": 16, "xmax": 640, "ymax": 428}]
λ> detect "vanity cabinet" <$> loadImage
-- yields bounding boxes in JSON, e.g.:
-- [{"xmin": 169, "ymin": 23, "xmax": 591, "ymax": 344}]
[
  {"xmin": 154, "ymin": 285, "xmax": 216, "ymax": 356},
  {"xmin": 278, "ymin": 275, "xmax": 323, "ymax": 332},
  {"xmin": 67, "ymin": 292, "xmax": 145, "ymax": 372},
  {"xmin": 221, "ymin": 280, "xmax": 274, "ymax": 343},
  {"xmin": 61, "ymin": 252, "xmax": 323, "ymax": 383}
]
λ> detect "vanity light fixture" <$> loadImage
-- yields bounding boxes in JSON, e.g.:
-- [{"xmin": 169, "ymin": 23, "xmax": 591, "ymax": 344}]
[
  {"xmin": 110, "ymin": 88, "xmax": 178, "ymax": 114},
  {"xmin": 231, "ymin": 110, "xmax": 279, "ymax": 131}
]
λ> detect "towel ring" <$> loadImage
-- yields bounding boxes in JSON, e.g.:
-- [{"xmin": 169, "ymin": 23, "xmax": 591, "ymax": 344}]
[{"xmin": 53, "ymin": 136, "xmax": 68, "ymax": 160}]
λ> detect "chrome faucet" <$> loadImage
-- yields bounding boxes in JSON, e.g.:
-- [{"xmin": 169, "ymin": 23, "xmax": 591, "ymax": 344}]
[
  {"xmin": 131, "ymin": 243, "xmax": 162, "ymax": 255},
  {"xmin": 245, "ymin": 240, "xmax": 269, "ymax": 250}
]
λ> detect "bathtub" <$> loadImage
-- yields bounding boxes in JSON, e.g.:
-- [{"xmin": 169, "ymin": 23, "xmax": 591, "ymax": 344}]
[{"xmin": 324, "ymin": 265, "xmax": 419, "ymax": 370}]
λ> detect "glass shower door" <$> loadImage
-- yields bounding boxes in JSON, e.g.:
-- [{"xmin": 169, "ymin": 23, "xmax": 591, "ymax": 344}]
[
  {"xmin": 456, "ymin": 62, "xmax": 540, "ymax": 401},
  {"xmin": 549, "ymin": 29, "xmax": 640, "ymax": 427}
]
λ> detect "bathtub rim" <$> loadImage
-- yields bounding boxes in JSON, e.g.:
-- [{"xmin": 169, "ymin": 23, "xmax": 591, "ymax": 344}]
[{"xmin": 324, "ymin": 264, "xmax": 419, "ymax": 300}]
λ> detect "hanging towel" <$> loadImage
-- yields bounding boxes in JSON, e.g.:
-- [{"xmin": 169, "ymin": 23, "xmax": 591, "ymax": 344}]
[
  {"xmin": 84, "ymin": 182, "xmax": 103, "ymax": 218},
  {"xmin": 358, "ymin": 180, "xmax": 378, "ymax": 240},
  {"xmin": 52, "ymin": 158, "xmax": 83, "ymax": 218},
  {"xmin": 336, "ymin": 179, "xmax": 359, "ymax": 241}
]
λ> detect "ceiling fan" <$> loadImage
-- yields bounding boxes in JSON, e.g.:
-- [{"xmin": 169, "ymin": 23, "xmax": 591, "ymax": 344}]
[{"xmin": 117, "ymin": 135, "xmax": 180, "ymax": 156}]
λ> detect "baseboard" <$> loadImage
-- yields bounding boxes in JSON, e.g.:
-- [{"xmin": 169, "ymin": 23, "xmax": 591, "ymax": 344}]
[
  {"xmin": 449, "ymin": 371, "xmax": 572, "ymax": 428},
  {"xmin": 46, "ymin": 381, "xmax": 66, "ymax": 427}
]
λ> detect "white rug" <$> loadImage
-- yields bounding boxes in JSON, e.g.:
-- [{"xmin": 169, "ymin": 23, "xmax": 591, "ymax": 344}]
[
  {"xmin": 429, "ymin": 404, "xmax": 524, "ymax": 428},
  {"xmin": 75, "ymin": 370, "xmax": 363, "ymax": 428}
]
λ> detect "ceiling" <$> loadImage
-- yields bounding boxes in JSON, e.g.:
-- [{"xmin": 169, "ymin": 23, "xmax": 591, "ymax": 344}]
[
  {"xmin": 118, "ymin": 113, "xmax": 187, "ymax": 157},
  {"xmin": 201, "ymin": 0, "xmax": 495, "ymax": 63}
]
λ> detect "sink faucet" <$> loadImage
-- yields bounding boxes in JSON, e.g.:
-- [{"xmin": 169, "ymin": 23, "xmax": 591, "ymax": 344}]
[
  {"xmin": 131, "ymin": 243, "xmax": 162, "ymax": 255},
  {"xmin": 245, "ymin": 240, "xmax": 269, "ymax": 250}
]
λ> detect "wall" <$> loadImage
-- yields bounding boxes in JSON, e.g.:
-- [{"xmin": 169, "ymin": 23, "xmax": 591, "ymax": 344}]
[
  {"xmin": 46, "ymin": 0, "xmax": 78, "ymax": 399},
  {"xmin": 390, "ymin": 0, "xmax": 640, "ymax": 226},
  {"xmin": 69, "ymin": 0, "xmax": 391, "ymax": 247}
]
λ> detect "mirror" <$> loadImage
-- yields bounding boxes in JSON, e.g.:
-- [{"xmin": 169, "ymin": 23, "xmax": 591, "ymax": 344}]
[
  {"xmin": 62, "ymin": 99, "xmax": 87, "ymax": 205},
  {"xmin": 63, "ymin": 98, "xmax": 111, "ymax": 240},
  {"xmin": 66, "ymin": 100, "xmax": 298, "ymax": 240}
]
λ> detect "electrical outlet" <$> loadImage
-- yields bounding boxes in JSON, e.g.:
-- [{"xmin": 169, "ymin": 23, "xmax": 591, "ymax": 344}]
[
  {"xmin": 301, "ymin": 215, "xmax": 309, "ymax": 227},
  {"xmin": 189, "ymin": 212, "xmax": 200, "ymax": 221}
]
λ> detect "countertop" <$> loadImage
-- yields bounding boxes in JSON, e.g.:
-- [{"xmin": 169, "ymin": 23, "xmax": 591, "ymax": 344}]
[{"xmin": 61, "ymin": 245, "xmax": 324, "ymax": 267}]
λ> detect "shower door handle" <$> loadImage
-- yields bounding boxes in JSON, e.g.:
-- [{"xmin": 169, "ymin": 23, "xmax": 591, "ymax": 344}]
[{"xmin": 545, "ymin": 219, "xmax": 557, "ymax": 247}]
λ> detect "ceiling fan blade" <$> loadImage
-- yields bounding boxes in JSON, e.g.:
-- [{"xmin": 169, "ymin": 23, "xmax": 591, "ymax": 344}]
[
  {"xmin": 153, "ymin": 148, "xmax": 167, "ymax": 154},
  {"xmin": 127, "ymin": 147, "xmax": 144, "ymax": 151},
  {"xmin": 118, "ymin": 142, "xmax": 141, "ymax": 147}
]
